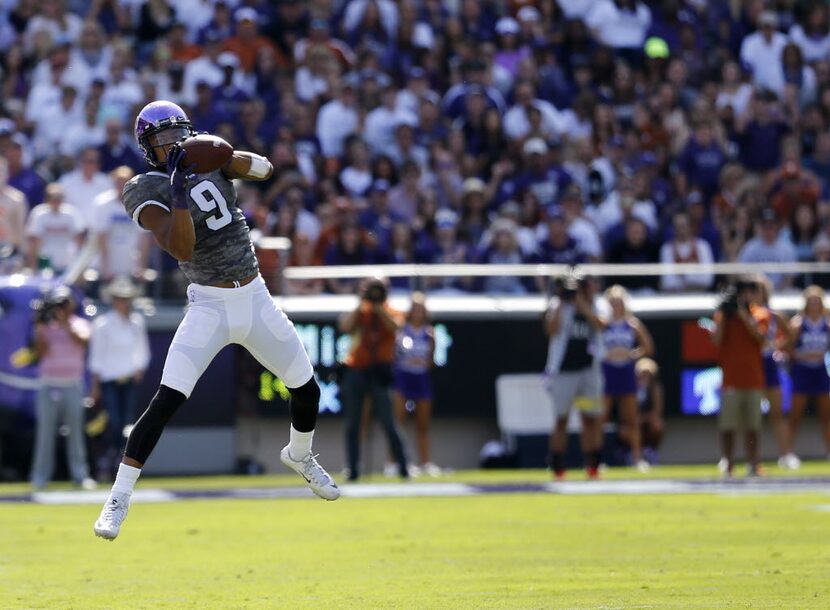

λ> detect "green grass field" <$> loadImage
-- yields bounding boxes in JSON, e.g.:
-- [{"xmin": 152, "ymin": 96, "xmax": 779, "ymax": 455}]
[{"xmin": 2, "ymin": 465, "xmax": 830, "ymax": 609}]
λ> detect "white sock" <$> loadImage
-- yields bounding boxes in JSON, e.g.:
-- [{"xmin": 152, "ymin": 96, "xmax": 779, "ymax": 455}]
[
  {"xmin": 112, "ymin": 463, "xmax": 141, "ymax": 496},
  {"xmin": 288, "ymin": 426, "xmax": 314, "ymax": 460}
]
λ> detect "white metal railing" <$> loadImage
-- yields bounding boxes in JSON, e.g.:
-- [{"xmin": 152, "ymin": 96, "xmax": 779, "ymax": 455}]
[{"xmin": 282, "ymin": 261, "xmax": 830, "ymax": 280}]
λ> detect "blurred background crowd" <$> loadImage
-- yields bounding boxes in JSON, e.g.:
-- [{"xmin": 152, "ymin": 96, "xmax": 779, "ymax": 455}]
[{"xmin": 0, "ymin": 0, "xmax": 829, "ymax": 297}]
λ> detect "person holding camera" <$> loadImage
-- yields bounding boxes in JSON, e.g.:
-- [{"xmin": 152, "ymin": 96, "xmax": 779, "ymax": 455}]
[
  {"xmin": 543, "ymin": 274, "xmax": 605, "ymax": 480},
  {"xmin": 710, "ymin": 277, "xmax": 769, "ymax": 477},
  {"xmin": 338, "ymin": 277, "xmax": 409, "ymax": 481},
  {"xmin": 30, "ymin": 286, "xmax": 96, "ymax": 490}
]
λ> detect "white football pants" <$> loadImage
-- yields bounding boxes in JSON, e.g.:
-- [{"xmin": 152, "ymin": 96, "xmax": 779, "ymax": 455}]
[{"xmin": 161, "ymin": 275, "xmax": 313, "ymax": 398}]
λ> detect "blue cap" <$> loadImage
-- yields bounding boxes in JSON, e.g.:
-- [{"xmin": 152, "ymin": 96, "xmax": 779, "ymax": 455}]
[
  {"xmin": 545, "ymin": 206, "xmax": 565, "ymax": 221},
  {"xmin": 370, "ymin": 179, "xmax": 390, "ymax": 194},
  {"xmin": 435, "ymin": 209, "xmax": 459, "ymax": 229}
]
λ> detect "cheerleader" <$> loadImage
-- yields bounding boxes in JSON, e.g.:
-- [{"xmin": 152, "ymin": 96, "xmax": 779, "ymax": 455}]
[
  {"xmin": 600, "ymin": 285, "xmax": 655, "ymax": 471},
  {"xmin": 786, "ymin": 285, "xmax": 830, "ymax": 463},
  {"xmin": 392, "ymin": 293, "xmax": 440, "ymax": 476},
  {"xmin": 756, "ymin": 277, "xmax": 795, "ymax": 468}
]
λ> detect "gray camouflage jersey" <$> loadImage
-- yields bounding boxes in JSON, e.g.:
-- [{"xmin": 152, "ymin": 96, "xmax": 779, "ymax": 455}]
[{"xmin": 123, "ymin": 169, "xmax": 259, "ymax": 285}]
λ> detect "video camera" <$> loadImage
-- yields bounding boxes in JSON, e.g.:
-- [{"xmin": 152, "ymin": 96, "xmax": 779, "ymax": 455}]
[
  {"xmin": 718, "ymin": 277, "xmax": 756, "ymax": 316},
  {"xmin": 553, "ymin": 272, "xmax": 584, "ymax": 302},
  {"xmin": 31, "ymin": 286, "xmax": 72, "ymax": 324},
  {"xmin": 362, "ymin": 278, "xmax": 388, "ymax": 304}
]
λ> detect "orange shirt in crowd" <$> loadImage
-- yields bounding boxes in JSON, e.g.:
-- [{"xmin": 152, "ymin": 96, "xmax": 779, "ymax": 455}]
[
  {"xmin": 714, "ymin": 304, "xmax": 770, "ymax": 390},
  {"xmin": 344, "ymin": 303, "xmax": 403, "ymax": 369},
  {"xmin": 221, "ymin": 37, "xmax": 288, "ymax": 73}
]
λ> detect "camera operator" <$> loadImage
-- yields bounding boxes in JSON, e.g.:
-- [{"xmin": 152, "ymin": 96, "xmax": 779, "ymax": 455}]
[
  {"xmin": 30, "ymin": 286, "xmax": 95, "ymax": 490},
  {"xmin": 543, "ymin": 273, "xmax": 605, "ymax": 480},
  {"xmin": 709, "ymin": 276, "xmax": 769, "ymax": 477},
  {"xmin": 338, "ymin": 277, "xmax": 409, "ymax": 481}
]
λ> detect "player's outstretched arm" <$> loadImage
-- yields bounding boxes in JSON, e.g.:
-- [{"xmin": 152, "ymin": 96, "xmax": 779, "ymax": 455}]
[
  {"xmin": 221, "ymin": 151, "xmax": 273, "ymax": 181},
  {"xmin": 139, "ymin": 205, "xmax": 195, "ymax": 262}
]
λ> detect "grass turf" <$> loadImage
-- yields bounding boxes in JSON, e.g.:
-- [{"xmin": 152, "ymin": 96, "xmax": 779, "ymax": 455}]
[{"xmin": 1, "ymin": 466, "xmax": 830, "ymax": 609}]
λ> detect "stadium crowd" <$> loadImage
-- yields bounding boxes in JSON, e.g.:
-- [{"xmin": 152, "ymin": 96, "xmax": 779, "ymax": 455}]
[{"xmin": 0, "ymin": 0, "xmax": 829, "ymax": 296}]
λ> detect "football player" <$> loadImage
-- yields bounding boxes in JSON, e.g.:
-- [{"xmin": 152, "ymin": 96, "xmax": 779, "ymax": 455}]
[{"xmin": 94, "ymin": 101, "xmax": 339, "ymax": 541}]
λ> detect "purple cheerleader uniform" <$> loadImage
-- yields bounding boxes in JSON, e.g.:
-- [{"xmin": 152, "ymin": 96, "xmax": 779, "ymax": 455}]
[
  {"xmin": 791, "ymin": 317, "xmax": 830, "ymax": 395},
  {"xmin": 394, "ymin": 324, "xmax": 433, "ymax": 401},
  {"xmin": 762, "ymin": 313, "xmax": 780, "ymax": 389},
  {"xmin": 601, "ymin": 319, "xmax": 638, "ymax": 397}
]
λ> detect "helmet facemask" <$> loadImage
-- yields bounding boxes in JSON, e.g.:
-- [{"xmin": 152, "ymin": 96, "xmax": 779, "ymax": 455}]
[{"xmin": 137, "ymin": 118, "xmax": 193, "ymax": 168}]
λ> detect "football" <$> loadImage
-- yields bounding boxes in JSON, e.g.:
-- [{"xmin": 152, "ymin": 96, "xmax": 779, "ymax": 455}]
[{"xmin": 179, "ymin": 134, "xmax": 234, "ymax": 174}]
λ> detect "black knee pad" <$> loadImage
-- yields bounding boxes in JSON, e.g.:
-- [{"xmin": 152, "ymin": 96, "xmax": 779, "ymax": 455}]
[
  {"xmin": 124, "ymin": 385, "xmax": 187, "ymax": 464},
  {"xmin": 288, "ymin": 377, "xmax": 320, "ymax": 432}
]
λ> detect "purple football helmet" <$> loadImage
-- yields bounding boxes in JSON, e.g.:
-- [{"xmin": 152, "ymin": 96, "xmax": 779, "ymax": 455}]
[{"xmin": 134, "ymin": 100, "xmax": 193, "ymax": 168}]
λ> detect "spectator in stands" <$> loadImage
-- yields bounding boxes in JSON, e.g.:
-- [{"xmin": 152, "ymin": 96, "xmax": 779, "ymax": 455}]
[
  {"xmin": 25, "ymin": 182, "xmax": 84, "ymax": 273},
  {"xmin": 738, "ymin": 208, "xmax": 798, "ymax": 290},
  {"xmin": 316, "ymin": 79, "xmax": 358, "ymax": 159},
  {"xmin": 338, "ymin": 277, "xmax": 408, "ymax": 481},
  {"xmin": 60, "ymin": 95, "xmax": 105, "ymax": 160},
  {"xmin": 388, "ymin": 160, "xmax": 422, "ymax": 223},
  {"xmin": 32, "ymin": 82, "xmax": 83, "ymax": 162},
  {"xmin": 221, "ymin": 7, "xmax": 287, "ymax": 74},
  {"xmin": 676, "ymin": 119, "xmax": 726, "ymax": 204},
  {"xmin": 783, "ymin": 203, "xmax": 821, "ymax": 263},
  {"xmin": 534, "ymin": 205, "xmax": 586, "ymax": 270},
  {"xmin": 30, "ymin": 285, "xmax": 95, "ymax": 490},
  {"xmin": 5, "ymin": 135, "xmax": 46, "ymax": 210},
  {"xmin": 789, "ymin": 3, "xmax": 830, "ymax": 63},
  {"xmin": 392, "ymin": 292, "xmax": 440, "ymax": 477},
  {"xmin": 284, "ymin": 234, "xmax": 324, "ymax": 296},
  {"xmin": 459, "ymin": 177, "xmax": 490, "ymax": 247},
  {"xmin": 0, "ymin": 157, "xmax": 27, "ymax": 254},
  {"xmin": 93, "ymin": 166, "xmax": 149, "ymax": 282},
  {"xmin": 418, "ymin": 209, "xmax": 469, "ymax": 293},
  {"xmin": 635, "ymin": 357, "xmax": 664, "ymax": 465},
  {"xmin": 585, "ymin": 0, "xmax": 651, "ymax": 53},
  {"xmin": 768, "ymin": 161, "xmax": 820, "ymax": 223},
  {"xmin": 323, "ymin": 221, "xmax": 377, "ymax": 295},
  {"xmin": 740, "ymin": 11, "xmax": 788, "ymax": 93},
  {"xmin": 97, "ymin": 117, "xmax": 143, "ymax": 173},
  {"xmin": 785, "ymin": 285, "xmax": 830, "ymax": 466},
  {"xmin": 735, "ymin": 89, "xmax": 790, "ymax": 174},
  {"xmin": 89, "ymin": 277, "xmax": 150, "ymax": 480},
  {"xmin": 557, "ymin": 185, "xmax": 602, "ymax": 262},
  {"xmin": 659, "ymin": 211, "xmax": 715, "ymax": 292},
  {"xmin": 709, "ymin": 277, "xmax": 768, "ymax": 477},
  {"xmin": 58, "ymin": 146, "xmax": 112, "ymax": 228},
  {"xmin": 600, "ymin": 285, "xmax": 654, "ymax": 471},
  {"xmin": 605, "ymin": 215, "xmax": 659, "ymax": 292},
  {"xmin": 544, "ymin": 273, "xmax": 604, "ymax": 480},
  {"xmin": 477, "ymin": 218, "xmax": 527, "ymax": 295}
]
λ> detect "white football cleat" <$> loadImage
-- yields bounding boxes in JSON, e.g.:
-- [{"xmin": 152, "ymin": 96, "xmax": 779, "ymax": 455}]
[
  {"xmin": 280, "ymin": 446, "xmax": 340, "ymax": 501},
  {"xmin": 94, "ymin": 491, "xmax": 131, "ymax": 541}
]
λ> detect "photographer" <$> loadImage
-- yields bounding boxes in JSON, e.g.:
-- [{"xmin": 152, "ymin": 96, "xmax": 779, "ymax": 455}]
[
  {"xmin": 30, "ymin": 286, "xmax": 95, "ymax": 490},
  {"xmin": 709, "ymin": 277, "xmax": 769, "ymax": 477},
  {"xmin": 543, "ymin": 273, "xmax": 605, "ymax": 480},
  {"xmin": 338, "ymin": 277, "xmax": 409, "ymax": 481}
]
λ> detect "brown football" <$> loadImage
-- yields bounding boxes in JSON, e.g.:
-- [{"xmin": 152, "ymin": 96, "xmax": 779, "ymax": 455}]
[{"xmin": 179, "ymin": 134, "xmax": 234, "ymax": 173}]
